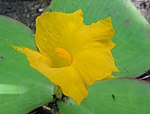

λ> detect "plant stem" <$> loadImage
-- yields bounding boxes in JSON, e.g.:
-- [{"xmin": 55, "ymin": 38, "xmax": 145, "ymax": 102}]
[{"xmin": 54, "ymin": 85, "xmax": 62, "ymax": 100}]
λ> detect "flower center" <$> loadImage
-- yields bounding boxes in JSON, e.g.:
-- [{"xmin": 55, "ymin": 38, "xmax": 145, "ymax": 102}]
[{"xmin": 55, "ymin": 48, "xmax": 72, "ymax": 66}]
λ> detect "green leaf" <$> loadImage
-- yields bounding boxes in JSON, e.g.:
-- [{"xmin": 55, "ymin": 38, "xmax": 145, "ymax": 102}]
[
  {"xmin": 0, "ymin": 16, "xmax": 35, "ymax": 49},
  {"xmin": 0, "ymin": 16, "xmax": 53, "ymax": 114},
  {"xmin": 47, "ymin": 0, "xmax": 150, "ymax": 77},
  {"xmin": 59, "ymin": 79, "xmax": 150, "ymax": 114}
]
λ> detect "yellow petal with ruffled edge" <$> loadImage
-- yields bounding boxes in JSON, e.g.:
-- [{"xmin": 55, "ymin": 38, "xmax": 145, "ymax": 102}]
[
  {"xmin": 13, "ymin": 46, "xmax": 87, "ymax": 104},
  {"xmin": 13, "ymin": 46, "xmax": 52, "ymax": 71},
  {"xmin": 71, "ymin": 48, "xmax": 119, "ymax": 85},
  {"xmin": 35, "ymin": 10, "xmax": 115, "ymax": 67},
  {"xmin": 47, "ymin": 67, "xmax": 88, "ymax": 105},
  {"xmin": 35, "ymin": 10, "xmax": 83, "ymax": 68},
  {"xmin": 13, "ymin": 10, "xmax": 119, "ymax": 104}
]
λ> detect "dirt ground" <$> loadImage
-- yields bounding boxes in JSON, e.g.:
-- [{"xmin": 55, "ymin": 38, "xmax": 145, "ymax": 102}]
[
  {"xmin": 132, "ymin": 0, "xmax": 150, "ymax": 23},
  {"xmin": 0, "ymin": 0, "xmax": 51, "ymax": 31}
]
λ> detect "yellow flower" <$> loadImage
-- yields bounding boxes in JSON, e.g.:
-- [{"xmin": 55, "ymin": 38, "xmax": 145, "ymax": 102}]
[{"xmin": 13, "ymin": 10, "xmax": 119, "ymax": 104}]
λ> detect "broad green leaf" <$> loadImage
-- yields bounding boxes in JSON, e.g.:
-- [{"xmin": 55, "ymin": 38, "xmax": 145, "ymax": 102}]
[
  {"xmin": 59, "ymin": 79, "xmax": 150, "ymax": 114},
  {"xmin": 0, "ymin": 16, "xmax": 53, "ymax": 114},
  {"xmin": 0, "ymin": 16, "xmax": 35, "ymax": 49},
  {"xmin": 47, "ymin": 0, "xmax": 150, "ymax": 77}
]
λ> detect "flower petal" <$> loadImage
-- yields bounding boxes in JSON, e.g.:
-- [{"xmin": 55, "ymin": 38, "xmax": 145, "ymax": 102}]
[
  {"xmin": 35, "ymin": 10, "xmax": 83, "ymax": 67},
  {"xmin": 71, "ymin": 48, "xmax": 119, "ymax": 85},
  {"xmin": 46, "ymin": 67, "xmax": 88, "ymax": 105},
  {"xmin": 13, "ymin": 46, "xmax": 52, "ymax": 73},
  {"xmin": 13, "ymin": 46, "xmax": 88, "ymax": 104},
  {"xmin": 35, "ymin": 10, "xmax": 115, "ymax": 67}
]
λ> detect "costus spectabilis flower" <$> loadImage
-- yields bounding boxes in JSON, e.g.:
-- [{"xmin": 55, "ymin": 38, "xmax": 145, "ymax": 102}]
[{"xmin": 13, "ymin": 10, "xmax": 119, "ymax": 104}]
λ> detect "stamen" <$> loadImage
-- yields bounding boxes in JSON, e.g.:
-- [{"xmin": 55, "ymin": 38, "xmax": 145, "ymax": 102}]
[{"xmin": 55, "ymin": 48, "xmax": 72, "ymax": 64}]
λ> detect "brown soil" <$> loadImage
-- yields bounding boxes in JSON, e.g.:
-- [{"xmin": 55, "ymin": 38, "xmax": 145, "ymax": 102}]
[{"xmin": 0, "ymin": 0, "xmax": 51, "ymax": 31}]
